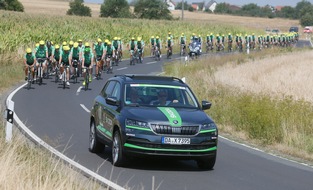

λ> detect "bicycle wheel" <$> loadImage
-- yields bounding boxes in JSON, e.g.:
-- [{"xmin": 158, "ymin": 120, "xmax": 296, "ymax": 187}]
[{"xmin": 85, "ymin": 72, "xmax": 89, "ymax": 91}]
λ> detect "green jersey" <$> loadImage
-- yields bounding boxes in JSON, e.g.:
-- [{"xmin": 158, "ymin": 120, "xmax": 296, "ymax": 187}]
[
  {"xmin": 71, "ymin": 47, "xmax": 81, "ymax": 59},
  {"xmin": 61, "ymin": 51, "xmax": 70, "ymax": 65},
  {"xmin": 47, "ymin": 46, "xmax": 54, "ymax": 56},
  {"xmin": 83, "ymin": 52, "xmax": 94, "ymax": 66},
  {"xmin": 112, "ymin": 40, "xmax": 120, "ymax": 50},
  {"xmin": 53, "ymin": 49, "xmax": 61, "ymax": 61},
  {"xmin": 105, "ymin": 45, "xmax": 115, "ymax": 55},
  {"xmin": 137, "ymin": 40, "xmax": 144, "ymax": 49},
  {"xmin": 150, "ymin": 38, "xmax": 155, "ymax": 46},
  {"xmin": 94, "ymin": 43, "xmax": 104, "ymax": 56},
  {"xmin": 35, "ymin": 45, "xmax": 47, "ymax": 58},
  {"xmin": 24, "ymin": 53, "xmax": 35, "ymax": 65},
  {"xmin": 129, "ymin": 40, "xmax": 136, "ymax": 50}
]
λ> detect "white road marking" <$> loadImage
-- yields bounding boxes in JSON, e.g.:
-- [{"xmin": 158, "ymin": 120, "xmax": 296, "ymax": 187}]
[
  {"xmin": 7, "ymin": 84, "xmax": 125, "ymax": 190},
  {"xmin": 146, "ymin": 61, "xmax": 157, "ymax": 65},
  {"xmin": 116, "ymin": 67, "xmax": 127, "ymax": 71},
  {"xmin": 80, "ymin": 104, "xmax": 90, "ymax": 113},
  {"xmin": 76, "ymin": 86, "xmax": 82, "ymax": 95}
]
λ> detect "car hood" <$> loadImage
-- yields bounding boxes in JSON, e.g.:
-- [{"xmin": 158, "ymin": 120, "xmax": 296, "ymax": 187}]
[{"xmin": 123, "ymin": 106, "xmax": 213, "ymax": 126}]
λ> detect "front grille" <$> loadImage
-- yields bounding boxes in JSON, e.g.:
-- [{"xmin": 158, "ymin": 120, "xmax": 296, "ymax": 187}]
[{"xmin": 150, "ymin": 124, "xmax": 199, "ymax": 135}]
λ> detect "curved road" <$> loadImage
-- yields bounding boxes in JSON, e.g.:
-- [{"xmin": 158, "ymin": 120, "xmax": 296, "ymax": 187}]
[{"xmin": 10, "ymin": 42, "xmax": 313, "ymax": 190}]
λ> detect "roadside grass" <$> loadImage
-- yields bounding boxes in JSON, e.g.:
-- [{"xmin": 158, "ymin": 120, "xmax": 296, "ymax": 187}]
[
  {"xmin": 0, "ymin": 126, "xmax": 104, "ymax": 190},
  {"xmin": 163, "ymin": 48, "xmax": 313, "ymax": 163}
]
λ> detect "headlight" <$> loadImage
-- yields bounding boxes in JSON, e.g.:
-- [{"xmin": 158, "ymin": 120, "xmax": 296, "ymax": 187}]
[
  {"xmin": 126, "ymin": 119, "xmax": 149, "ymax": 129},
  {"xmin": 200, "ymin": 123, "xmax": 217, "ymax": 132}
]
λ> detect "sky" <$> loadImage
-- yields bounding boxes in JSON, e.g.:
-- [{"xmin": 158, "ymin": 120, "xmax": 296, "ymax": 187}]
[{"xmin": 84, "ymin": 0, "xmax": 313, "ymax": 7}]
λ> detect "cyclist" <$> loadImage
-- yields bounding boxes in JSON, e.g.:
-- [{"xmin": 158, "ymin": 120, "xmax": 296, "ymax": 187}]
[
  {"xmin": 46, "ymin": 41, "xmax": 54, "ymax": 75},
  {"xmin": 227, "ymin": 33, "xmax": 233, "ymax": 51},
  {"xmin": 82, "ymin": 46, "xmax": 94, "ymax": 86},
  {"xmin": 52, "ymin": 44, "xmax": 61, "ymax": 74},
  {"xmin": 35, "ymin": 40, "xmax": 48, "ymax": 79},
  {"xmin": 137, "ymin": 36, "xmax": 145, "ymax": 62},
  {"xmin": 198, "ymin": 34, "xmax": 203, "ymax": 53},
  {"xmin": 60, "ymin": 41, "xmax": 67, "ymax": 52},
  {"xmin": 59, "ymin": 45, "xmax": 71, "ymax": 86},
  {"xmin": 155, "ymin": 36, "xmax": 162, "ymax": 57},
  {"xmin": 104, "ymin": 41, "xmax": 115, "ymax": 73},
  {"xmin": 150, "ymin": 36, "xmax": 156, "ymax": 56},
  {"xmin": 78, "ymin": 39, "xmax": 85, "ymax": 52},
  {"xmin": 167, "ymin": 32, "xmax": 174, "ymax": 46},
  {"xmin": 166, "ymin": 37, "xmax": 173, "ymax": 58},
  {"xmin": 112, "ymin": 37, "xmax": 121, "ymax": 63},
  {"xmin": 117, "ymin": 37, "xmax": 123, "ymax": 60},
  {"xmin": 190, "ymin": 33, "xmax": 196, "ymax": 43},
  {"xmin": 215, "ymin": 34, "xmax": 221, "ymax": 51},
  {"xmin": 93, "ymin": 38, "xmax": 105, "ymax": 78},
  {"xmin": 128, "ymin": 37, "xmax": 137, "ymax": 64},
  {"xmin": 180, "ymin": 33, "xmax": 186, "ymax": 55},
  {"xmin": 24, "ymin": 48, "xmax": 36, "ymax": 82},
  {"xmin": 70, "ymin": 42, "xmax": 81, "ymax": 77}
]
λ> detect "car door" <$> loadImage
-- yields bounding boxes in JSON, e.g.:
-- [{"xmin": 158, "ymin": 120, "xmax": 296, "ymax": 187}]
[
  {"xmin": 96, "ymin": 80, "xmax": 116, "ymax": 142},
  {"xmin": 103, "ymin": 81, "xmax": 121, "ymax": 141}
]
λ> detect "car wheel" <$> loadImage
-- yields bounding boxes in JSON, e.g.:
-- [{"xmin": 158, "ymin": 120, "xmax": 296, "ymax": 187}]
[
  {"xmin": 112, "ymin": 130, "xmax": 126, "ymax": 167},
  {"xmin": 196, "ymin": 156, "xmax": 216, "ymax": 170},
  {"xmin": 89, "ymin": 121, "xmax": 104, "ymax": 153}
]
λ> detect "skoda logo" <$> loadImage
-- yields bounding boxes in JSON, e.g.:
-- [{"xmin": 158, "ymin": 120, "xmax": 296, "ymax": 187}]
[{"xmin": 173, "ymin": 120, "xmax": 178, "ymax": 124}]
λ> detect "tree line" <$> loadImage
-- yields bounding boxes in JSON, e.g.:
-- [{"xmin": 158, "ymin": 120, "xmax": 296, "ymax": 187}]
[{"xmin": 214, "ymin": 0, "xmax": 313, "ymax": 26}]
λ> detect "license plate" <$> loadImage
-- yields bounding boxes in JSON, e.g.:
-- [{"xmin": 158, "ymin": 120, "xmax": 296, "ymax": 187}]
[{"xmin": 162, "ymin": 137, "xmax": 190, "ymax": 145}]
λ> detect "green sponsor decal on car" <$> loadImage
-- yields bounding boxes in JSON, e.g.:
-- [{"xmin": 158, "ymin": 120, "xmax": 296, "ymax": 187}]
[{"xmin": 158, "ymin": 107, "xmax": 182, "ymax": 127}]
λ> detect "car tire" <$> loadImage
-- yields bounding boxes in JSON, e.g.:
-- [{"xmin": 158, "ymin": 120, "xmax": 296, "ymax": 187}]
[
  {"xmin": 196, "ymin": 155, "xmax": 216, "ymax": 170},
  {"xmin": 112, "ymin": 130, "xmax": 126, "ymax": 167},
  {"xmin": 89, "ymin": 121, "xmax": 104, "ymax": 153}
]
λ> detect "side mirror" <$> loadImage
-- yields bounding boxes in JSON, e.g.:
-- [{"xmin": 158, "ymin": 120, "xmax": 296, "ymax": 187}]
[
  {"xmin": 106, "ymin": 97, "xmax": 119, "ymax": 106},
  {"xmin": 202, "ymin": 100, "xmax": 211, "ymax": 110}
]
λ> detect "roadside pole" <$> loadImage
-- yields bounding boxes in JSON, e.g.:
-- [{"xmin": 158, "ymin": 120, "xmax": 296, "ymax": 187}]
[{"xmin": 5, "ymin": 99, "xmax": 14, "ymax": 142}]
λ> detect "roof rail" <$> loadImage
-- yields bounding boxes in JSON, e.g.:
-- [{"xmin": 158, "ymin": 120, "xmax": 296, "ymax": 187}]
[{"xmin": 121, "ymin": 74, "xmax": 185, "ymax": 84}]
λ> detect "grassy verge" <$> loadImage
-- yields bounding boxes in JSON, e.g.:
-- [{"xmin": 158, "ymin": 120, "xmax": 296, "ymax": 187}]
[
  {"xmin": 0, "ymin": 126, "xmax": 103, "ymax": 189},
  {"xmin": 163, "ymin": 47, "xmax": 313, "ymax": 163}
]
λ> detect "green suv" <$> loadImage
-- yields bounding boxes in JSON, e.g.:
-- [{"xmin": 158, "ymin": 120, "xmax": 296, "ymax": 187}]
[{"xmin": 89, "ymin": 75, "xmax": 218, "ymax": 169}]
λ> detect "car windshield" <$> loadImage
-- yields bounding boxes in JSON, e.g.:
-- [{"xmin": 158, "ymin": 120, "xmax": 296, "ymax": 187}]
[{"xmin": 124, "ymin": 84, "xmax": 199, "ymax": 108}]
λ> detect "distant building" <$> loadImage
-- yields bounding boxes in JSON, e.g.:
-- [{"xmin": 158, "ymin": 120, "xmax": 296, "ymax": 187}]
[
  {"xmin": 165, "ymin": 0, "xmax": 175, "ymax": 11},
  {"xmin": 275, "ymin": 6, "xmax": 284, "ymax": 12},
  {"xmin": 204, "ymin": 0, "xmax": 217, "ymax": 12},
  {"xmin": 191, "ymin": 2, "xmax": 204, "ymax": 11}
]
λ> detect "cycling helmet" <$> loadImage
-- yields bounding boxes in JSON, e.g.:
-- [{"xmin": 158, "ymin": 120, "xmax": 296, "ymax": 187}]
[
  {"xmin": 73, "ymin": 42, "xmax": 78, "ymax": 48},
  {"xmin": 85, "ymin": 42, "xmax": 90, "ymax": 47},
  {"xmin": 36, "ymin": 43, "xmax": 39, "ymax": 47},
  {"xmin": 107, "ymin": 41, "xmax": 112, "ymax": 45},
  {"xmin": 39, "ymin": 40, "xmax": 45, "ymax": 45},
  {"xmin": 78, "ymin": 39, "xmax": 83, "ymax": 42},
  {"xmin": 156, "ymin": 36, "xmax": 159, "ymax": 39},
  {"xmin": 131, "ymin": 37, "xmax": 135, "ymax": 40},
  {"xmin": 151, "ymin": 36, "xmax": 154, "ymax": 38},
  {"xmin": 182, "ymin": 33, "xmax": 184, "ymax": 35},
  {"xmin": 55, "ymin": 45, "xmax": 60, "ymax": 49},
  {"xmin": 168, "ymin": 37, "xmax": 171, "ymax": 40},
  {"xmin": 63, "ymin": 46, "xmax": 70, "ymax": 51},
  {"xmin": 117, "ymin": 37, "xmax": 121, "ymax": 40},
  {"xmin": 26, "ymin": 48, "xmax": 32, "ymax": 54},
  {"xmin": 62, "ymin": 41, "xmax": 67, "ymax": 46},
  {"xmin": 114, "ymin": 37, "xmax": 118, "ymax": 40},
  {"xmin": 168, "ymin": 32, "xmax": 171, "ymax": 35},
  {"xmin": 97, "ymin": 38, "xmax": 102, "ymax": 42},
  {"xmin": 46, "ymin": 41, "xmax": 51, "ymax": 47},
  {"xmin": 137, "ymin": 37, "xmax": 141, "ymax": 41},
  {"xmin": 69, "ymin": 41, "xmax": 74, "ymax": 46},
  {"xmin": 105, "ymin": 39, "xmax": 109, "ymax": 43}
]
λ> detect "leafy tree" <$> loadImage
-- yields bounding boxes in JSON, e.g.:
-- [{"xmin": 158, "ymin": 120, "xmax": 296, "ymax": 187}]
[
  {"xmin": 277, "ymin": 6, "xmax": 296, "ymax": 19},
  {"xmin": 134, "ymin": 0, "xmax": 173, "ymax": 20},
  {"xmin": 67, "ymin": 0, "xmax": 91, "ymax": 17},
  {"xmin": 295, "ymin": 0, "xmax": 312, "ymax": 19},
  {"xmin": 100, "ymin": 0, "xmax": 131, "ymax": 18},
  {"xmin": 215, "ymin": 3, "xmax": 232, "ymax": 14},
  {"xmin": 300, "ymin": 12, "xmax": 313, "ymax": 26},
  {"xmin": 0, "ymin": 0, "xmax": 24, "ymax": 12}
]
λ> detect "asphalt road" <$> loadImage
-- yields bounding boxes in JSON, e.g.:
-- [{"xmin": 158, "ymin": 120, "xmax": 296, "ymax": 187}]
[{"xmin": 11, "ymin": 42, "xmax": 313, "ymax": 190}]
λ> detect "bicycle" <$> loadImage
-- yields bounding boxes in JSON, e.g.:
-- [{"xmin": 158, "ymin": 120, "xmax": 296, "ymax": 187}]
[
  {"xmin": 95, "ymin": 56, "xmax": 102, "ymax": 80},
  {"xmin": 84, "ymin": 67, "xmax": 90, "ymax": 91},
  {"xmin": 130, "ymin": 50, "xmax": 137, "ymax": 65},
  {"xmin": 166, "ymin": 47, "xmax": 172, "ymax": 59},
  {"xmin": 105, "ymin": 55, "xmax": 113, "ymax": 74},
  {"xmin": 180, "ymin": 44, "xmax": 186, "ymax": 56},
  {"xmin": 26, "ymin": 65, "xmax": 33, "ymax": 90},
  {"xmin": 72, "ymin": 59, "xmax": 79, "ymax": 84},
  {"xmin": 54, "ymin": 64, "xmax": 60, "ymax": 83},
  {"xmin": 154, "ymin": 46, "xmax": 160, "ymax": 61},
  {"xmin": 137, "ymin": 49, "xmax": 143, "ymax": 63},
  {"xmin": 45, "ymin": 58, "xmax": 53, "ymax": 79},
  {"xmin": 36, "ymin": 58, "xmax": 45, "ymax": 85},
  {"xmin": 61, "ymin": 64, "xmax": 70, "ymax": 89}
]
